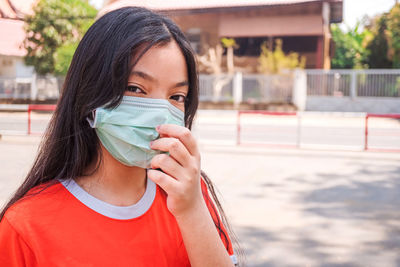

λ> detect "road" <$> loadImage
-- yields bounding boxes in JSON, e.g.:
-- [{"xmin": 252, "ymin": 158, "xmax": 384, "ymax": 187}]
[
  {"xmin": 1, "ymin": 135, "xmax": 400, "ymax": 266},
  {"xmin": 200, "ymin": 145, "xmax": 400, "ymax": 266}
]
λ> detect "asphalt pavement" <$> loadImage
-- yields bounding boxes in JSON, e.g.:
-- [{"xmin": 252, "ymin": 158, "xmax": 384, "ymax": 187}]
[{"xmin": 1, "ymin": 131, "xmax": 400, "ymax": 266}]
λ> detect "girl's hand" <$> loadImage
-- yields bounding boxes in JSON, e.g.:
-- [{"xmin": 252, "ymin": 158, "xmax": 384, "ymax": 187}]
[
  {"xmin": 147, "ymin": 124, "xmax": 203, "ymax": 218},
  {"xmin": 148, "ymin": 124, "xmax": 234, "ymax": 267}
]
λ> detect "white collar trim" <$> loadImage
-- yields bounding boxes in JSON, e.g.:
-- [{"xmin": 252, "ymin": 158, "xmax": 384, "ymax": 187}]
[{"xmin": 59, "ymin": 177, "xmax": 156, "ymax": 220}]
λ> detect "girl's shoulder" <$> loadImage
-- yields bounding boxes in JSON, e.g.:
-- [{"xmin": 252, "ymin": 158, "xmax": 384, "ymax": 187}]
[{"xmin": 4, "ymin": 180, "xmax": 66, "ymax": 226}]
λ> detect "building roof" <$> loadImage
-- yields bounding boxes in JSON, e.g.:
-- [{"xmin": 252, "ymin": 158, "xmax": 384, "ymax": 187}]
[
  {"xmin": 101, "ymin": 0, "xmax": 342, "ymax": 22},
  {"xmin": 103, "ymin": 0, "xmax": 340, "ymax": 11}
]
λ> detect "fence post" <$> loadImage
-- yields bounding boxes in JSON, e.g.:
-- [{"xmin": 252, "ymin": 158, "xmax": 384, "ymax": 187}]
[
  {"xmin": 296, "ymin": 112, "xmax": 302, "ymax": 148},
  {"xmin": 233, "ymin": 72, "xmax": 243, "ymax": 108},
  {"xmin": 30, "ymin": 74, "xmax": 37, "ymax": 101},
  {"xmin": 28, "ymin": 105, "xmax": 31, "ymax": 135},
  {"xmin": 350, "ymin": 71, "xmax": 357, "ymax": 99},
  {"xmin": 292, "ymin": 69, "xmax": 307, "ymax": 111},
  {"xmin": 364, "ymin": 113, "xmax": 369, "ymax": 151},
  {"xmin": 236, "ymin": 110, "xmax": 241, "ymax": 145}
]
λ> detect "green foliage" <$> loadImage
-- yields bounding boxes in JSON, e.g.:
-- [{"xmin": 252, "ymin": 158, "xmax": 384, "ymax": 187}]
[
  {"xmin": 220, "ymin": 38, "xmax": 237, "ymax": 48},
  {"xmin": 54, "ymin": 42, "xmax": 79, "ymax": 75},
  {"xmin": 330, "ymin": 23, "xmax": 371, "ymax": 69},
  {"xmin": 365, "ymin": 14, "xmax": 393, "ymax": 68},
  {"xmin": 24, "ymin": 0, "xmax": 97, "ymax": 75},
  {"xmin": 257, "ymin": 39, "xmax": 306, "ymax": 74},
  {"xmin": 332, "ymin": 3, "xmax": 400, "ymax": 69},
  {"xmin": 387, "ymin": 3, "xmax": 400, "ymax": 67}
]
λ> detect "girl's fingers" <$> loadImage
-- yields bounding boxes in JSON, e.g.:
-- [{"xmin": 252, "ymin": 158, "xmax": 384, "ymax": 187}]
[
  {"xmin": 150, "ymin": 153, "xmax": 186, "ymax": 179},
  {"xmin": 156, "ymin": 124, "xmax": 199, "ymax": 157},
  {"xmin": 150, "ymin": 137, "xmax": 189, "ymax": 166},
  {"xmin": 147, "ymin": 169, "xmax": 179, "ymax": 193}
]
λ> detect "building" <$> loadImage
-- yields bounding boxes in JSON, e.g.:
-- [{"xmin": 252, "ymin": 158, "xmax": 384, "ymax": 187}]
[
  {"xmin": 0, "ymin": 0, "xmax": 36, "ymax": 78},
  {"xmin": 102, "ymin": 0, "xmax": 343, "ymax": 71}
]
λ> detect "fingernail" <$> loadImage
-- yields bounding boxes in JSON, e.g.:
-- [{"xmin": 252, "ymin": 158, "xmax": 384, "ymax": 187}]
[
  {"xmin": 156, "ymin": 125, "xmax": 160, "ymax": 131},
  {"xmin": 150, "ymin": 141, "xmax": 154, "ymax": 146}
]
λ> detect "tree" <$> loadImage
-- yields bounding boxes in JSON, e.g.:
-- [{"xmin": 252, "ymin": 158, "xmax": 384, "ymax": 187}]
[
  {"xmin": 197, "ymin": 38, "xmax": 238, "ymax": 75},
  {"xmin": 54, "ymin": 42, "xmax": 79, "ymax": 75},
  {"xmin": 24, "ymin": 0, "xmax": 97, "ymax": 75},
  {"xmin": 361, "ymin": 3, "xmax": 400, "ymax": 68},
  {"xmin": 257, "ymin": 39, "xmax": 305, "ymax": 74},
  {"xmin": 387, "ymin": 3, "xmax": 400, "ymax": 67},
  {"xmin": 364, "ymin": 14, "xmax": 393, "ymax": 68},
  {"xmin": 330, "ymin": 23, "xmax": 372, "ymax": 69},
  {"xmin": 220, "ymin": 38, "xmax": 238, "ymax": 74},
  {"xmin": 197, "ymin": 38, "xmax": 239, "ymax": 101}
]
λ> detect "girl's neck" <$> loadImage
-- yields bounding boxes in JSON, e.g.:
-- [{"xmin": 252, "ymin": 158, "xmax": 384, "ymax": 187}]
[{"xmin": 75, "ymin": 145, "xmax": 147, "ymax": 207}]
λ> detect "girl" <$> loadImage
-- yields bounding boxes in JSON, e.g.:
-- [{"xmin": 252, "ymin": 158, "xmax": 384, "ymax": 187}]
[{"xmin": 0, "ymin": 7, "xmax": 238, "ymax": 266}]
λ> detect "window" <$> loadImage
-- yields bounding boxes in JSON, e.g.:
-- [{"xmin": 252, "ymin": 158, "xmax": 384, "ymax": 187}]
[{"xmin": 232, "ymin": 36, "xmax": 319, "ymax": 56}]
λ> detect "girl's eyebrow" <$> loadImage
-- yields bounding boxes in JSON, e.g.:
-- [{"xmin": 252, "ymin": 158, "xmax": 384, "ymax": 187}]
[
  {"xmin": 175, "ymin": 81, "xmax": 189, "ymax": 88},
  {"xmin": 131, "ymin": 71, "xmax": 155, "ymax": 82},
  {"xmin": 130, "ymin": 70, "xmax": 189, "ymax": 88}
]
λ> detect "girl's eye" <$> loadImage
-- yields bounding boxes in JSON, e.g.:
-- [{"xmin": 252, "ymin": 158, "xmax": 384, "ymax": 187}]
[
  {"xmin": 126, "ymin": 86, "xmax": 145, "ymax": 94},
  {"xmin": 170, "ymin": 94, "xmax": 186, "ymax": 103}
]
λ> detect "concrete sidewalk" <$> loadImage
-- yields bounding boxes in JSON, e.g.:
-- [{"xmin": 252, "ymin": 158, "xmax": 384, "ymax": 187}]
[{"xmin": 1, "ymin": 135, "xmax": 400, "ymax": 266}]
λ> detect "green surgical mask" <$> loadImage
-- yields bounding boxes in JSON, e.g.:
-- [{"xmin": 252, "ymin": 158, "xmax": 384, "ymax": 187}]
[{"xmin": 88, "ymin": 96, "xmax": 185, "ymax": 168}]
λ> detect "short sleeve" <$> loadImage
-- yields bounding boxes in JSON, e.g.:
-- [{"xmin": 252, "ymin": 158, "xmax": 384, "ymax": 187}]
[
  {"xmin": 0, "ymin": 216, "xmax": 36, "ymax": 266},
  {"xmin": 200, "ymin": 178, "xmax": 238, "ymax": 265}
]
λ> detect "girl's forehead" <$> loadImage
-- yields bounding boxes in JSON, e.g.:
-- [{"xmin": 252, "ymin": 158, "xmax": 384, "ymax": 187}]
[
  {"xmin": 129, "ymin": 41, "xmax": 188, "ymax": 80},
  {"xmin": 130, "ymin": 41, "xmax": 182, "ymax": 65}
]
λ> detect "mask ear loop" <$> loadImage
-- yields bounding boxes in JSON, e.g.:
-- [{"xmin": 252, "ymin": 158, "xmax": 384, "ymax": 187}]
[{"xmin": 86, "ymin": 110, "xmax": 97, "ymax": 128}]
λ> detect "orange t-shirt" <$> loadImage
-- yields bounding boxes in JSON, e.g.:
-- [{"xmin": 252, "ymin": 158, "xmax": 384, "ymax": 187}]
[{"xmin": 0, "ymin": 178, "xmax": 236, "ymax": 266}]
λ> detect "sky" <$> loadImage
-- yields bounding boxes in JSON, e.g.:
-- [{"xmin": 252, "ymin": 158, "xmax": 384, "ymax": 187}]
[
  {"xmin": 343, "ymin": 0, "xmax": 397, "ymax": 28},
  {"xmin": 89, "ymin": 0, "xmax": 398, "ymax": 29},
  {"xmin": 89, "ymin": 0, "xmax": 103, "ymax": 10}
]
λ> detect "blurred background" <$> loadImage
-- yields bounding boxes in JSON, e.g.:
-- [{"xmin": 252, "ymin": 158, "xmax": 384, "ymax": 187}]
[{"xmin": 0, "ymin": 0, "xmax": 400, "ymax": 266}]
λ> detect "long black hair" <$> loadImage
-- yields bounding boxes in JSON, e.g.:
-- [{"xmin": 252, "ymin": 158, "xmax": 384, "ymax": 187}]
[{"xmin": 1, "ymin": 6, "xmax": 241, "ymax": 263}]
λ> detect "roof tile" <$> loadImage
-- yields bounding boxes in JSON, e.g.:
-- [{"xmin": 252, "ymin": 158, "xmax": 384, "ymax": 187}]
[{"xmin": 103, "ymin": 0, "xmax": 326, "ymax": 12}]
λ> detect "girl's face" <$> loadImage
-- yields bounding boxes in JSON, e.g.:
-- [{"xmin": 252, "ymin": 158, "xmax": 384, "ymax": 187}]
[{"xmin": 125, "ymin": 41, "xmax": 189, "ymax": 112}]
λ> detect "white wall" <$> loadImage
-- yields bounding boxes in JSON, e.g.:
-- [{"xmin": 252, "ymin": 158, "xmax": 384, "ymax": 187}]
[
  {"xmin": 15, "ymin": 58, "xmax": 34, "ymax": 77},
  {"xmin": 0, "ymin": 55, "xmax": 34, "ymax": 78},
  {"xmin": 306, "ymin": 96, "xmax": 400, "ymax": 114}
]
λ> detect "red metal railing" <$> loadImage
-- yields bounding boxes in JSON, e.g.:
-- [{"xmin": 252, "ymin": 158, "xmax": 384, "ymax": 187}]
[
  {"xmin": 237, "ymin": 110, "xmax": 400, "ymax": 152},
  {"xmin": 365, "ymin": 113, "xmax": 400, "ymax": 152},
  {"xmin": 27, "ymin": 104, "xmax": 57, "ymax": 135}
]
